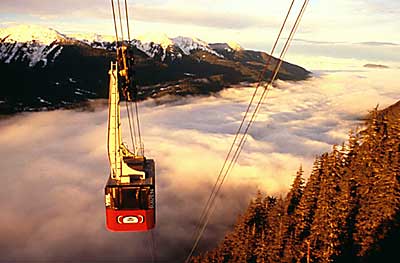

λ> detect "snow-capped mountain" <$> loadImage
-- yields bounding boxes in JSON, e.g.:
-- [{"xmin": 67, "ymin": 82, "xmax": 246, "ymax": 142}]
[
  {"xmin": 0, "ymin": 40, "xmax": 63, "ymax": 67},
  {"xmin": 0, "ymin": 24, "xmax": 310, "ymax": 114},
  {"xmin": 0, "ymin": 25, "xmax": 68, "ymax": 67},
  {"xmin": 0, "ymin": 24, "xmax": 245, "ymax": 68}
]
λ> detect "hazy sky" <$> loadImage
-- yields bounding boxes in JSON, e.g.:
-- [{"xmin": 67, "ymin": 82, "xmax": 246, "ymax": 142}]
[{"xmin": 0, "ymin": 0, "xmax": 399, "ymax": 63}]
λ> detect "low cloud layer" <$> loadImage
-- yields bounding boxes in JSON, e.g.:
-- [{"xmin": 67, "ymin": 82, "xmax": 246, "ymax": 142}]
[{"xmin": 0, "ymin": 67, "xmax": 398, "ymax": 262}]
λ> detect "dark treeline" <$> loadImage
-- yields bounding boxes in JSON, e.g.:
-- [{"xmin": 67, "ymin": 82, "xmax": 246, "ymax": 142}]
[{"xmin": 193, "ymin": 101, "xmax": 400, "ymax": 263}]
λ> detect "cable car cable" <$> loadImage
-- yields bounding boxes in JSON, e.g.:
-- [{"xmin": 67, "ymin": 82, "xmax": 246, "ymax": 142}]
[
  {"xmin": 110, "ymin": 0, "xmax": 119, "ymax": 45},
  {"xmin": 122, "ymin": 0, "xmax": 144, "ymax": 156},
  {"xmin": 134, "ymin": 95, "xmax": 143, "ymax": 155},
  {"xmin": 112, "ymin": 0, "xmax": 137, "ymax": 152},
  {"xmin": 223, "ymin": 0, "xmax": 309, "ymax": 193},
  {"xmin": 210, "ymin": 0, "xmax": 310, "ymax": 246},
  {"xmin": 229, "ymin": 0, "xmax": 309, "ymax": 177},
  {"xmin": 184, "ymin": 1, "xmax": 309, "ymax": 261},
  {"xmin": 187, "ymin": 0, "xmax": 296, "ymax": 256},
  {"xmin": 189, "ymin": 0, "xmax": 296, "ymax": 248},
  {"xmin": 116, "ymin": 0, "xmax": 124, "ymax": 42},
  {"xmin": 122, "ymin": 0, "xmax": 136, "ymax": 150},
  {"xmin": 124, "ymin": 0, "xmax": 131, "ymax": 42},
  {"xmin": 125, "ymin": 101, "xmax": 136, "ymax": 150},
  {"xmin": 149, "ymin": 229, "xmax": 157, "ymax": 263},
  {"xmin": 111, "ymin": 0, "xmax": 144, "ymax": 156}
]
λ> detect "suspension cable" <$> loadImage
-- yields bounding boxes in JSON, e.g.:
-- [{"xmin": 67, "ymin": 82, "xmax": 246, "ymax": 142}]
[
  {"xmin": 125, "ymin": 1, "xmax": 144, "ymax": 155},
  {"xmin": 194, "ymin": 3, "xmax": 308, "ymax": 245},
  {"xmin": 124, "ymin": 0, "xmax": 131, "ymax": 41},
  {"xmin": 125, "ymin": 100, "xmax": 136, "ymax": 150},
  {"xmin": 185, "ymin": 1, "xmax": 309, "ymax": 262},
  {"xmin": 123, "ymin": 0, "xmax": 144, "ymax": 156},
  {"xmin": 223, "ymin": 0, "xmax": 309, "ymax": 193},
  {"xmin": 146, "ymin": 230, "xmax": 156, "ymax": 263},
  {"xmin": 110, "ymin": 0, "xmax": 144, "ymax": 156},
  {"xmin": 134, "ymin": 94, "xmax": 144, "ymax": 155},
  {"xmin": 116, "ymin": 0, "xmax": 124, "ymax": 41},
  {"xmin": 110, "ymin": 0, "xmax": 119, "ymax": 44},
  {"xmin": 188, "ymin": 0, "xmax": 297, "ymax": 249},
  {"xmin": 229, "ymin": 0, "xmax": 310, "ymax": 176}
]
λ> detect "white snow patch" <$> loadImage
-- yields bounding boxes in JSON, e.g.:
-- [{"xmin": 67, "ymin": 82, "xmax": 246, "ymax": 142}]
[
  {"xmin": 172, "ymin": 36, "xmax": 223, "ymax": 58},
  {"xmin": 132, "ymin": 39, "xmax": 164, "ymax": 59},
  {"xmin": 52, "ymin": 46, "xmax": 63, "ymax": 62},
  {"xmin": 0, "ymin": 24, "xmax": 65, "ymax": 67},
  {"xmin": 23, "ymin": 44, "xmax": 60, "ymax": 67},
  {"xmin": 76, "ymin": 88, "xmax": 96, "ymax": 95},
  {"xmin": 37, "ymin": 97, "xmax": 52, "ymax": 105}
]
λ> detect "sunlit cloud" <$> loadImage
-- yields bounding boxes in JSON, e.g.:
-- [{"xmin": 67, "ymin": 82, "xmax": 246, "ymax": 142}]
[{"xmin": 0, "ymin": 62, "xmax": 398, "ymax": 261}]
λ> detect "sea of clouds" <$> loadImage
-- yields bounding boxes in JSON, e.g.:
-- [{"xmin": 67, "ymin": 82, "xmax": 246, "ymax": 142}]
[{"xmin": 0, "ymin": 65, "xmax": 398, "ymax": 262}]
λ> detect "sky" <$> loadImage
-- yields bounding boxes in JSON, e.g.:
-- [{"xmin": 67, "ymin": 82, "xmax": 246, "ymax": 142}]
[
  {"xmin": 0, "ymin": 67, "xmax": 398, "ymax": 261},
  {"xmin": 0, "ymin": 0, "xmax": 400, "ymax": 64},
  {"xmin": 0, "ymin": 0, "xmax": 399, "ymax": 261}
]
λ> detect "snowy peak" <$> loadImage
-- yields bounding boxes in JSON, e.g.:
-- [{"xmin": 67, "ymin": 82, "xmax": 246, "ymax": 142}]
[
  {"xmin": 171, "ymin": 36, "xmax": 221, "ymax": 56},
  {"xmin": 0, "ymin": 24, "xmax": 67, "ymax": 45},
  {"xmin": 0, "ymin": 25, "xmax": 241, "ymax": 67},
  {"xmin": 133, "ymin": 33, "xmax": 223, "ymax": 59},
  {"xmin": 0, "ymin": 24, "xmax": 241, "ymax": 57},
  {"xmin": 0, "ymin": 24, "xmax": 65, "ymax": 67},
  {"xmin": 68, "ymin": 33, "xmax": 115, "ymax": 44}
]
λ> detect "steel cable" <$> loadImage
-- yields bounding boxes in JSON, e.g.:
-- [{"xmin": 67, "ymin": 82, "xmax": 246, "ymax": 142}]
[
  {"xmin": 188, "ymin": 0, "xmax": 297, "ymax": 250},
  {"xmin": 184, "ymin": 1, "xmax": 309, "ymax": 262}
]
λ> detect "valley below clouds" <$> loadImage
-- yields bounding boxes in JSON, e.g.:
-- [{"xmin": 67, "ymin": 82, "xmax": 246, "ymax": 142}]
[{"xmin": 0, "ymin": 67, "xmax": 398, "ymax": 262}]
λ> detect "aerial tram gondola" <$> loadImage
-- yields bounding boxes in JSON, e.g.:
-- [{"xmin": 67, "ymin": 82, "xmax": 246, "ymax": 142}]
[{"xmin": 104, "ymin": 42, "xmax": 156, "ymax": 232}]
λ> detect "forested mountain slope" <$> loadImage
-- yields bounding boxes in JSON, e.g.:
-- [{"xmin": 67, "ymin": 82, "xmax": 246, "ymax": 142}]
[{"xmin": 193, "ymin": 100, "xmax": 400, "ymax": 263}]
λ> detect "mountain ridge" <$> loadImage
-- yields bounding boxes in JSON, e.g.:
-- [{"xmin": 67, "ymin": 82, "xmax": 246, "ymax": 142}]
[
  {"xmin": 193, "ymin": 100, "xmax": 400, "ymax": 263},
  {"xmin": 0, "ymin": 24, "xmax": 311, "ymax": 114}
]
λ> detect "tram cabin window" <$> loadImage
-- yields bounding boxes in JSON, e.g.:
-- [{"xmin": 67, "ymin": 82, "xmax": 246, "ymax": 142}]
[{"xmin": 107, "ymin": 186, "xmax": 151, "ymax": 210}]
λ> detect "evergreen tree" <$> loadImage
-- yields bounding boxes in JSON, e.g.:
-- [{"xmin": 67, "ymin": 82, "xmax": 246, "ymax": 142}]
[
  {"xmin": 282, "ymin": 166, "xmax": 305, "ymax": 263},
  {"xmin": 194, "ymin": 101, "xmax": 400, "ymax": 263}
]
